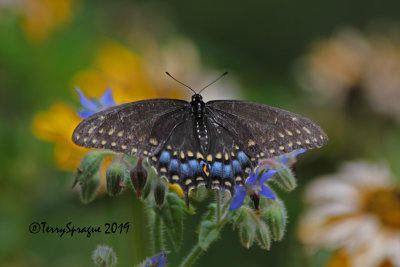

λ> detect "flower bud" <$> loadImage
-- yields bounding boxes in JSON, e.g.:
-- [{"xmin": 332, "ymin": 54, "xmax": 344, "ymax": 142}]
[
  {"xmin": 141, "ymin": 172, "xmax": 153, "ymax": 200},
  {"xmin": 153, "ymin": 178, "xmax": 167, "ymax": 208},
  {"xmin": 92, "ymin": 245, "xmax": 118, "ymax": 267},
  {"xmin": 239, "ymin": 223, "xmax": 255, "ymax": 249},
  {"xmin": 79, "ymin": 172, "xmax": 101, "ymax": 204},
  {"xmin": 255, "ymin": 221, "xmax": 271, "ymax": 250},
  {"xmin": 74, "ymin": 151, "xmax": 110, "ymax": 185},
  {"xmin": 130, "ymin": 157, "xmax": 147, "ymax": 197},
  {"xmin": 234, "ymin": 208, "xmax": 256, "ymax": 248},
  {"xmin": 269, "ymin": 167, "xmax": 297, "ymax": 192},
  {"xmin": 106, "ymin": 162, "xmax": 126, "ymax": 196},
  {"xmin": 262, "ymin": 198, "xmax": 287, "ymax": 241}
]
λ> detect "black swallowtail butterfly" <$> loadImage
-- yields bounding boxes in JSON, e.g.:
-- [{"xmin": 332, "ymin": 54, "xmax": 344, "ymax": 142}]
[{"xmin": 72, "ymin": 73, "xmax": 327, "ymax": 201}]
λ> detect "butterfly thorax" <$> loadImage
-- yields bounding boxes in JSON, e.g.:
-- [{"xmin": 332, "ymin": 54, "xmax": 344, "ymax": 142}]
[
  {"xmin": 191, "ymin": 94, "xmax": 205, "ymax": 119},
  {"xmin": 191, "ymin": 94, "xmax": 209, "ymax": 152}
]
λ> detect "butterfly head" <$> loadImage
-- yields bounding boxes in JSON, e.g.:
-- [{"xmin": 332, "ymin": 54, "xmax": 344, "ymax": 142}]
[
  {"xmin": 191, "ymin": 94, "xmax": 203, "ymax": 103},
  {"xmin": 191, "ymin": 94, "xmax": 205, "ymax": 119}
]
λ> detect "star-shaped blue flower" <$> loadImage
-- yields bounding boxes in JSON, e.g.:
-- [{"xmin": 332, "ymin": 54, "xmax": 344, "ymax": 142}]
[
  {"xmin": 229, "ymin": 167, "xmax": 286, "ymax": 211},
  {"xmin": 75, "ymin": 87, "xmax": 116, "ymax": 118},
  {"xmin": 146, "ymin": 251, "xmax": 167, "ymax": 267},
  {"xmin": 258, "ymin": 149, "xmax": 307, "ymax": 171},
  {"xmin": 277, "ymin": 148, "xmax": 306, "ymax": 165}
]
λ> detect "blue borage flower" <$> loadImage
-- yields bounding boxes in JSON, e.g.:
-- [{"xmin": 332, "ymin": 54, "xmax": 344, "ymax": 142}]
[
  {"xmin": 258, "ymin": 149, "xmax": 307, "ymax": 171},
  {"xmin": 147, "ymin": 251, "xmax": 167, "ymax": 267},
  {"xmin": 229, "ymin": 167, "xmax": 286, "ymax": 211},
  {"xmin": 277, "ymin": 148, "xmax": 306, "ymax": 165},
  {"xmin": 75, "ymin": 87, "xmax": 116, "ymax": 118}
]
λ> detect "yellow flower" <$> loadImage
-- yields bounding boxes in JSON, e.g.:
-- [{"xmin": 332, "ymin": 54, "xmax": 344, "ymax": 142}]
[
  {"xmin": 32, "ymin": 102, "xmax": 88, "ymax": 170},
  {"xmin": 168, "ymin": 184, "xmax": 184, "ymax": 197},
  {"xmin": 33, "ymin": 41, "xmax": 199, "ymax": 171},
  {"xmin": 72, "ymin": 41, "xmax": 189, "ymax": 103},
  {"xmin": 20, "ymin": 0, "xmax": 76, "ymax": 44},
  {"xmin": 298, "ymin": 161, "xmax": 400, "ymax": 267}
]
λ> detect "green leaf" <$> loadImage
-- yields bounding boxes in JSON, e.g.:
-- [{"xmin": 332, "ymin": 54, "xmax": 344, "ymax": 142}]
[
  {"xmin": 203, "ymin": 203, "xmax": 216, "ymax": 222},
  {"xmin": 180, "ymin": 199, "xmax": 195, "ymax": 215},
  {"xmin": 190, "ymin": 184, "xmax": 209, "ymax": 201},
  {"xmin": 198, "ymin": 220, "xmax": 219, "ymax": 250},
  {"xmin": 153, "ymin": 193, "xmax": 183, "ymax": 250}
]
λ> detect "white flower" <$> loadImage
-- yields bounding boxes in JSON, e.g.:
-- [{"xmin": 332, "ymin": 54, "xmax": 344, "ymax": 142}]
[
  {"xmin": 296, "ymin": 27, "xmax": 400, "ymax": 122},
  {"xmin": 298, "ymin": 161, "xmax": 400, "ymax": 267}
]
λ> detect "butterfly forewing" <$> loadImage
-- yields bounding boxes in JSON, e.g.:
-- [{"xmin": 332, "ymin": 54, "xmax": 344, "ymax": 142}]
[
  {"xmin": 72, "ymin": 99, "xmax": 189, "ymax": 156},
  {"xmin": 206, "ymin": 100, "xmax": 328, "ymax": 160}
]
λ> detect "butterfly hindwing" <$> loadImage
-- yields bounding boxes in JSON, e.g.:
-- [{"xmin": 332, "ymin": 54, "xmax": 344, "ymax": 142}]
[
  {"xmin": 148, "ymin": 113, "xmax": 254, "ymax": 196},
  {"xmin": 148, "ymin": 115, "xmax": 210, "ymax": 194},
  {"xmin": 72, "ymin": 99, "xmax": 189, "ymax": 156},
  {"xmin": 205, "ymin": 118, "xmax": 255, "ymax": 193},
  {"xmin": 206, "ymin": 100, "xmax": 327, "ymax": 161}
]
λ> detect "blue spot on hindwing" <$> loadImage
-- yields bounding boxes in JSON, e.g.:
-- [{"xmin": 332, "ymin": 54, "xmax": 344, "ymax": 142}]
[
  {"xmin": 223, "ymin": 164, "xmax": 233, "ymax": 179},
  {"xmin": 160, "ymin": 151, "xmax": 170, "ymax": 164},
  {"xmin": 232, "ymin": 160, "xmax": 242, "ymax": 173},
  {"xmin": 169, "ymin": 159, "xmax": 179, "ymax": 173},
  {"xmin": 189, "ymin": 159, "xmax": 202, "ymax": 173},
  {"xmin": 211, "ymin": 162, "xmax": 223, "ymax": 178},
  {"xmin": 237, "ymin": 151, "xmax": 249, "ymax": 165},
  {"xmin": 181, "ymin": 163, "xmax": 191, "ymax": 178}
]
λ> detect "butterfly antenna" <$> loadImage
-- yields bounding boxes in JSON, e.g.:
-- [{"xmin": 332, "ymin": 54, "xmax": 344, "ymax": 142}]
[
  {"xmin": 198, "ymin": 72, "xmax": 228, "ymax": 94},
  {"xmin": 165, "ymin": 72, "xmax": 196, "ymax": 94}
]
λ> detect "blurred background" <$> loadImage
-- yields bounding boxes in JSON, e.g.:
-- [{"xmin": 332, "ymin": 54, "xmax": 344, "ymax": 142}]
[{"xmin": 1, "ymin": 0, "xmax": 400, "ymax": 266}]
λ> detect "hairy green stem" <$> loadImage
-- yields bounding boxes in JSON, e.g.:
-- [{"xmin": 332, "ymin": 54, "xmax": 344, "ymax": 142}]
[
  {"xmin": 216, "ymin": 191, "xmax": 221, "ymax": 224},
  {"xmin": 153, "ymin": 215, "xmax": 164, "ymax": 253},
  {"xmin": 178, "ymin": 243, "xmax": 204, "ymax": 267},
  {"xmin": 178, "ymin": 197, "xmax": 230, "ymax": 267}
]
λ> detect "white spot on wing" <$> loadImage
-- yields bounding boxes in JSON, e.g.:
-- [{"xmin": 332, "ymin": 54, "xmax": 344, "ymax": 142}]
[
  {"xmin": 303, "ymin": 127, "xmax": 311, "ymax": 134},
  {"xmin": 248, "ymin": 139, "xmax": 256, "ymax": 147},
  {"xmin": 149, "ymin": 138, "xmax": 158, "ymax": 146}
]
